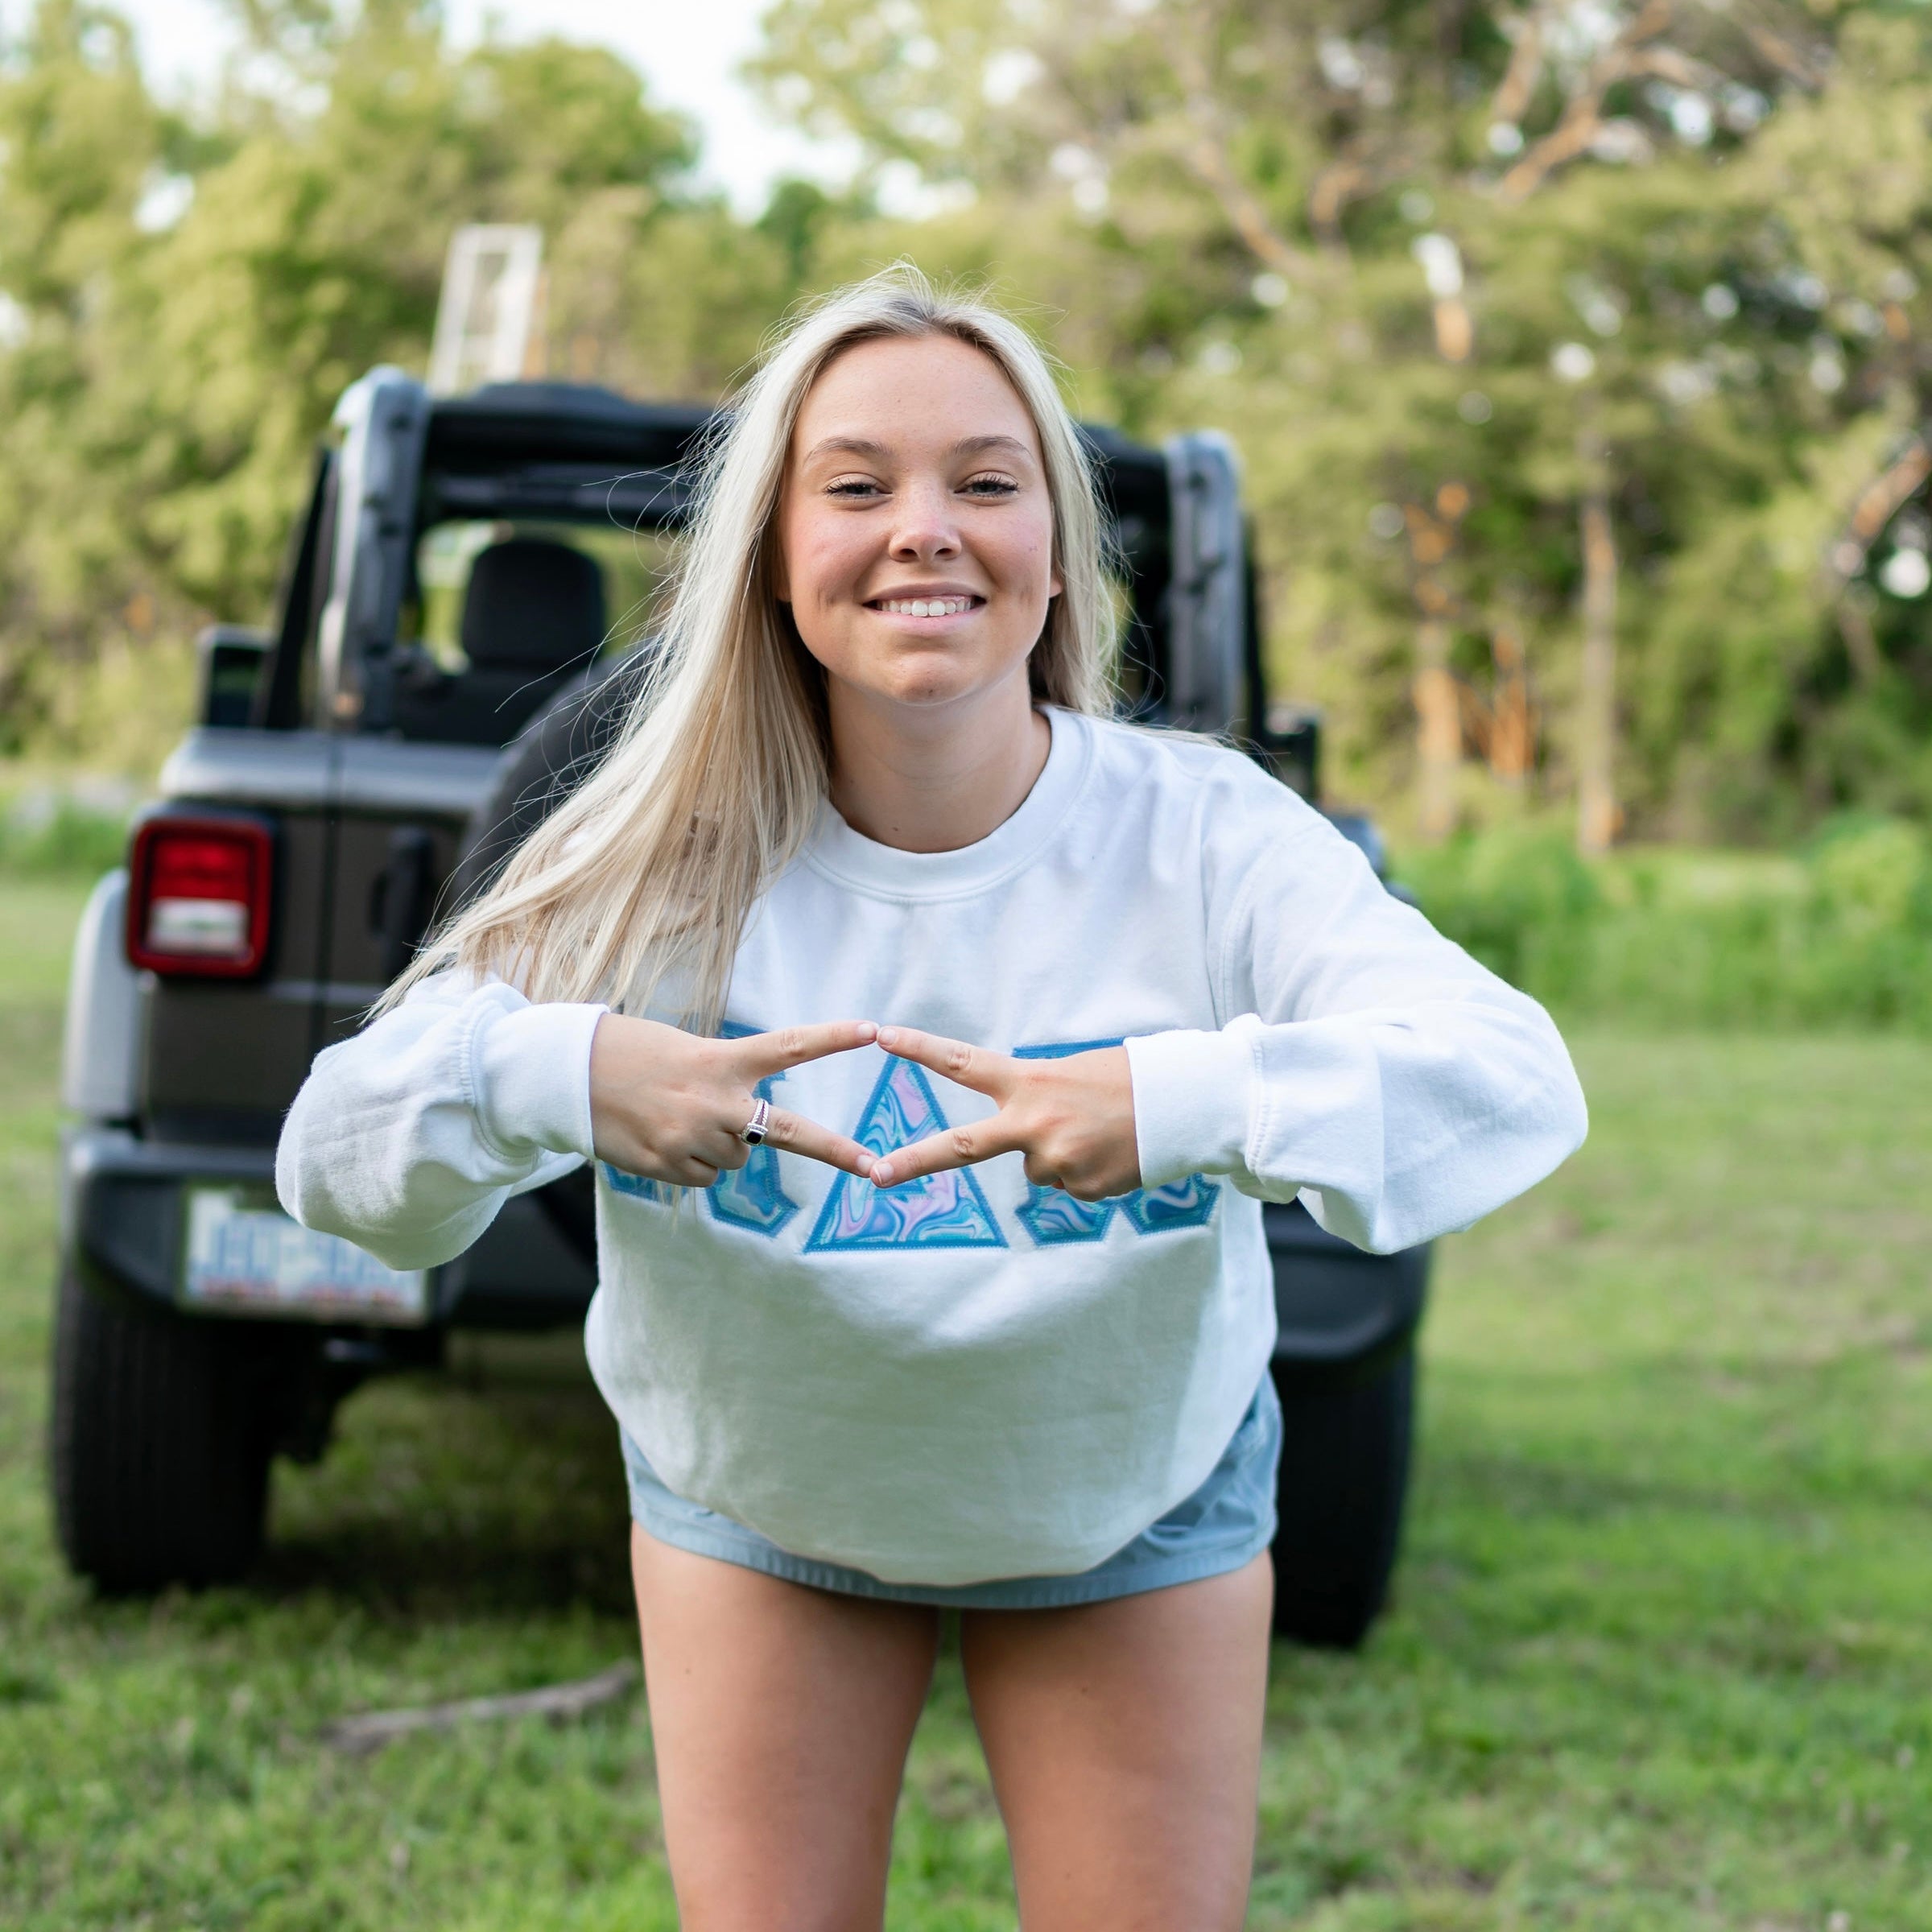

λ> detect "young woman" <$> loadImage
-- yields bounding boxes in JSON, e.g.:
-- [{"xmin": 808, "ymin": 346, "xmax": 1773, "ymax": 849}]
[{"xmin": 280, "ymin": 266, "xmax": 1587, "ymax": 1929}]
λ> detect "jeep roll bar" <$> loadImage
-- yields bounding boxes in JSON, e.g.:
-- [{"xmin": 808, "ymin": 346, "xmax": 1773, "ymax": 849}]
[
  {"xmin": 283, "ymin": 373, "xmax": 1306, "ymax": 785},
  {"xmin": 315, "ymin": 368, "xmax": 431, "ymax": 733}
]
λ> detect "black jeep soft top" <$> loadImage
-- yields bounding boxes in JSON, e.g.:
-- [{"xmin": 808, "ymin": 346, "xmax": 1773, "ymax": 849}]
[{"xmin": 53, "ymin": 370, "xmax": 1426, "ymax": 1646}]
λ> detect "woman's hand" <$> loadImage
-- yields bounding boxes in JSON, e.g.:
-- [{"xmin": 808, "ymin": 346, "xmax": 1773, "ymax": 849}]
[
  {"xmin": 866, "ymin": 1028, "xmax": 1141, "ymax": 1200},
  {"xmin": 589, "ymin": 1015, "xmax": 880, "ymax": 1188}
]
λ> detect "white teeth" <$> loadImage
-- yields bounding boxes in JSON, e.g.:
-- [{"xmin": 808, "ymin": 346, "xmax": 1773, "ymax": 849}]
[{"xmin": 878, "ymin": 597, "xmax": 974, "ymax": 616}]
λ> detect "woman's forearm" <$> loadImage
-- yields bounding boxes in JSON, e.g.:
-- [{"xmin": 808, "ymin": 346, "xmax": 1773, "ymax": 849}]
[{"xmin": 275, "ymin": 976, "xmax": 603, "ymax": 1269}]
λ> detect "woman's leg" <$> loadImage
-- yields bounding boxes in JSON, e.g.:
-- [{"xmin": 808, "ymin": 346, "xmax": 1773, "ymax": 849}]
[
  {"xmin": 959, "ymin": 1553, "xmax": 1274, "ymax": 1932},
  {"xmin": 630, "ymin": 1524, "xmax": 942, "ymax": 1932}
]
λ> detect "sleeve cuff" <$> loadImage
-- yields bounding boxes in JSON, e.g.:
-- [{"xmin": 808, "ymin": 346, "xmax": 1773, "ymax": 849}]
[
  {"xmin": 473, "ymin": 1000, "xmax": 608, "ymax": 1161},
  {"xmin": 1125, "ymin": 1023, "xmax": 1257, "ymax": 1189}
]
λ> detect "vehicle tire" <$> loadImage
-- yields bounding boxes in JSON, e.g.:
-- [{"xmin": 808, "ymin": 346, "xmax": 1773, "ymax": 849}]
[
  {"xmin": 1268, "ymin": 1344, "xmax": 1417, "ymax": 1649},
  {"xmin": 51, "ymin": 1269, "xmax": 275, "ymax": 1591}
]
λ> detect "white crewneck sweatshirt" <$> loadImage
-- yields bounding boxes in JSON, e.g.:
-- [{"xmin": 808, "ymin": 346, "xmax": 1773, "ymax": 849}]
[{"xmin": 278, "ymin": 708, "xmax": 1586, "ymax": 1584}]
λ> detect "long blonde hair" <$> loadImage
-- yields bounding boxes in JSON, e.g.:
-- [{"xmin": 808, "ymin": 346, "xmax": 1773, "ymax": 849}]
[{"xmin": 388, "ymin": 264, "xmax": 1113, "ymax": 1024}]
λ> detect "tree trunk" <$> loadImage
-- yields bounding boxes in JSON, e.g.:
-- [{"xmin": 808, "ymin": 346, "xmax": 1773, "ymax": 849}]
[
  {"xmin": 1575, "ymin": 422, "xmax": 1619, "ymax": 856},
  {"xmin": 1407, "ymin": 493, "xmax": 1467, "ymax": 843},
  {"xmin": 1836, "ymin": 590, "xmax": 1885, "ymax": 685},
  {"xmin": 1414, "ymin": 613, "xmax": 1459, "ymax": 840},
  {"xmin": 1488, "ymin": 621, "xmax": 1534, "ymax": 787}
]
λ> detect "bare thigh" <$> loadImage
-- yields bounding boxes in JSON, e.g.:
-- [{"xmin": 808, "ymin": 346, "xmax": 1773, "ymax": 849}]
[
  {"xmin": 629, "ymin": 1524, "xmax": 941, "ymax": 1932},
  {"xmin": 960, "ymin": 1553, "xmax": 1274, "ymax": 1932}
]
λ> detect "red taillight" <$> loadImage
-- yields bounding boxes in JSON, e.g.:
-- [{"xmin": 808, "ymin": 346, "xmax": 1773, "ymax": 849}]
[{"xmin": 126, "ymin": 815, "xmax": 273, "ymax": 978}]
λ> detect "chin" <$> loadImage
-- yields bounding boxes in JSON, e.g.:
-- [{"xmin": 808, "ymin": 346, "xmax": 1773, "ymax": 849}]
[
  {"xmin": 826, "ymin": 647, "xmax": 1029, "ymax": 715},
  {"xmin": 878, "ymin": 679, "xmax": 976, "ymax": 711},
  {"xmin": 862, "ymin": 654, "xmax": 990, "ymax": 710}
]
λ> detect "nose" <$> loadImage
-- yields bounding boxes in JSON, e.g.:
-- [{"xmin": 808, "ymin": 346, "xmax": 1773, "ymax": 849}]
[{"xmin": 887, "ymin": 476, "xmax": 962, "ymax": 564}]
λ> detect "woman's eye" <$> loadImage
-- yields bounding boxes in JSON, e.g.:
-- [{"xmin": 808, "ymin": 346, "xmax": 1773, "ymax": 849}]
[
  {"xmin": 962, "ymin": 473, "xmax": 1019, "ymax": 497},
  {"xmin": 826, "ymin": 477, "xmax": 884, "ymax": 499}
]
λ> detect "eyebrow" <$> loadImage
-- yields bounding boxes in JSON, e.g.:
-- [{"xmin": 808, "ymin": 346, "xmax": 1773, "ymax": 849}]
[{"xmin": 801, "ymin": 432, "xmax": 1037, "ymax": 465}]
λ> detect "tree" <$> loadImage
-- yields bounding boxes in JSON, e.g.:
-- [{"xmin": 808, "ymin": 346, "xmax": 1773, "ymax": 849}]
[
  {"xmin": 754, "ymin": 0, "xmax": 1927, "ymax": 840},
  {"xmin": 0, "ymin": 0, "xmax": 792, "ymax": 758},
  {"xmin": 0, "ymin": 1, "xmax": 167, "ymax": 741}
]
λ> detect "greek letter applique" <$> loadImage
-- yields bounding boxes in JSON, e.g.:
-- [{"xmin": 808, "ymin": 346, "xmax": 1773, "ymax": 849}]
[
  {"xmin": 601, "ymin": 1022, "xmax": 802, "ymax": 1238},
  {"xmin": 606, "ymin": 1032, "xmax": 1213, "ymax": 1249},
  {"xmin": 805, "ymin": 1055, "xmax": 1005, "ymax": 1252},
  {"xmin": 1120, "ymin": 1176, "xmax": 1220, "ymax": 1234},
  {"xmin": 707, "ymin": 1022, "xmax": 802, "ymax": 1238},
  {"xmin": 1012, "ymin": 1041, "xmax": 1129, "ymax": 1243},
  {"xmin": 1011, "ymin": 1039, "xmax": 1219, "ymax": 1242},
  {"xmin": 604, "ymin": 1164, "xmax": 674, "ymax": 1204}
]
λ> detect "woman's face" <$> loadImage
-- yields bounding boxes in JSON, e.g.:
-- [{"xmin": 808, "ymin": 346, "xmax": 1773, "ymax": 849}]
[{"xmin": 774, "ymin": 332, "xmax": 1062, "ymax": 718}]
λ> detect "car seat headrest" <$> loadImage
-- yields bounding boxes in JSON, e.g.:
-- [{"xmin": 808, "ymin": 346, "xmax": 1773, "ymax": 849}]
[{"xmin": 460, "ymin": 538, "xmax": 606, "ymax": 671}]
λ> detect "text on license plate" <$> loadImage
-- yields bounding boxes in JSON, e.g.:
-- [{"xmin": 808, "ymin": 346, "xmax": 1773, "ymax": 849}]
[{"xmin": 182, "ymin": 1185, "xmax": 428, "ymax": 1324}]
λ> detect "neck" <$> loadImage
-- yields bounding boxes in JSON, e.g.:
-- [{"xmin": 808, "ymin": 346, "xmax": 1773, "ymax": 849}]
[{"xmin": 825, "ymin": 671, "xmax": 1051, "ymax": 853}]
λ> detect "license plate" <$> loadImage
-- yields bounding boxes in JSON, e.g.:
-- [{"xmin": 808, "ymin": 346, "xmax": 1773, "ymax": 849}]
[{"xmin": 182, "ymin": 1184, "xmax": 429, "ymax": 1324}]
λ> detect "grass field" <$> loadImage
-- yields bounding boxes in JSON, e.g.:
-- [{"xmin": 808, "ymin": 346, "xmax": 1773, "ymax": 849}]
[{"xmin": 2, "ymin": 877, "xmax": 1929, "ymax": 1930}]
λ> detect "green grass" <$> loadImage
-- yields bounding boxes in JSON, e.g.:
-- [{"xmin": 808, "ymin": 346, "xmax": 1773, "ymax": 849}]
[
  {"xmin": 2, "ymin": 881, "xmax": 1929, "ymax": 1928},
  {"xmin": 1396, "ymin": 816, "xmax": 1932, "ymax": 1033}
]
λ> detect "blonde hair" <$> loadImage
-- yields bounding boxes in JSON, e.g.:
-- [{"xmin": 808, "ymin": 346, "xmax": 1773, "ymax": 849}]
[{"xmin": 388, "ymin": 264, "xmax": 1113, "ymax": 1024}]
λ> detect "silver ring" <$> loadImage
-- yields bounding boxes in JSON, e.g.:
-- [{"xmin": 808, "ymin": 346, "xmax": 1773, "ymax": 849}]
[{"xmin": 738, "ymin": 1097, "xmax": 772, "ymax": 1146}]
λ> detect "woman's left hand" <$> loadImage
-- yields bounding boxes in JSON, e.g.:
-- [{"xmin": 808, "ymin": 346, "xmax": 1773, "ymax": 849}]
[{"xmin": 867, "ymin": 1027, "xmax": 1141, "ymax": 1200}]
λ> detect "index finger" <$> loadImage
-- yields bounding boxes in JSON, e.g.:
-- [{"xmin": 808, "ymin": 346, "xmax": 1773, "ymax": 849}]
[
  {"xmin": 873, "ymin": 1026, "xmax": 1018, "ymax": 1101},
  {"xmin": 760, "ymin": 1107, "xmax": 877, "ymax": 1179},
  {"xmin": 730, "ymin": 1020, "xmax": 879, "ymax": 1078},
  {"xmin": 870, "ymin": 1113, "xmax": 1026, "ymax": 1190}
]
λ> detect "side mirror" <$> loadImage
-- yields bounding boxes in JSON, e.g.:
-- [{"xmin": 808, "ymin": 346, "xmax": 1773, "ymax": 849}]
[
  {"xmin": 196, "ymin": 626, "xmax": 272, "ymax": 729},
  {"xmin": 1255, "ymin": 705, "xmax": 1320, "ymax": 803}
]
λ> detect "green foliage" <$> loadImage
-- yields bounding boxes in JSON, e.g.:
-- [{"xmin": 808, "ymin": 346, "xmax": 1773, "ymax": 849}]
[
  {"xmin": 5, "ymin": 1, "xmax": 1932, "ymax": 836},
  {"xmin": 1396, "ymin": 820, "xmax": 1605, "ymax": 998},
  {"xmin": 4, "ymin": 892, "xmax": 1930, "ymax": 1923},
  {"xmin": 1400, "ymin": 814, "xmax": 1932, "ymax": 1027},
  {"xmin": 0, "ymin": 792, "xmax": 130, "ymax": 877},
  {"xmin": 758, "ymin": 0, "xmax": 1932, "ymax": 839},
  {"xmin": 0, "ymin": 0, "xmax": 805, "ymax": 762}
]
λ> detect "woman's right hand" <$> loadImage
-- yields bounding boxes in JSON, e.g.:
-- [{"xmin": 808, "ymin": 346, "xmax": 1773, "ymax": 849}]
[{"xmin": 588, "ymin": 1015, "xmax": 880, "ymax": 1188}]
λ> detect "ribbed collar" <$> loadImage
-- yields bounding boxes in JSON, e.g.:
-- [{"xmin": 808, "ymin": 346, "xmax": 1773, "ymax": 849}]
[{"xmin": 802, "ymin": 705, "xmax": 1093, "ymax": 903}]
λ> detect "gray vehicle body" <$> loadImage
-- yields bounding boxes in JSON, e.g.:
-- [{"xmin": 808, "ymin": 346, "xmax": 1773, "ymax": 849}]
[{"xmin": 56, "ymin": 370, "xmax": 1428, "ymax": 1637}]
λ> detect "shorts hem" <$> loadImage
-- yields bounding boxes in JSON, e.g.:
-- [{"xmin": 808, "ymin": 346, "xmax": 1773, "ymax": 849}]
[{"xmin": 630, "ymin": 1500, "xmax": 1274, "ymax": 1608}]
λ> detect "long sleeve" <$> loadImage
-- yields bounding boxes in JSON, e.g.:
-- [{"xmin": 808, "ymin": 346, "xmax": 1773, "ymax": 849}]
[
  {"xmin": 275, "ymin": 975, "xmax": 606, "ymax": 1270},
  {"xmin": 1125, "ymin": 778, "xmax": 1587, "ymax": 1256}
]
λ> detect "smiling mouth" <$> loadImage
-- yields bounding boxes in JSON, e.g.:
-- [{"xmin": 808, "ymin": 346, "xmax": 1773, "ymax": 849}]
[{"xmin": 867, "ymin": 595, "xmax": 985, "ymax": 617}]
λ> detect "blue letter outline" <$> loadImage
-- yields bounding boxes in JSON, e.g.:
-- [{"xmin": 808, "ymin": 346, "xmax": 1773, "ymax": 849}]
[
  {"xmin": 601, "ymin": 1021, "xmax": 802, "ymax": 1239},
  {"xmin": 1011, "ymin": 1039, "xmax": 1218, "ymax": 1243},
  {"xmin": 805, "ymin": 1054, "xmax": 1005, "ymax": 1252}
]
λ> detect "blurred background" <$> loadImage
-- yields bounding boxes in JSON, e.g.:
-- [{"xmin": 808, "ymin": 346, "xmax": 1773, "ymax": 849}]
[
  {"xmin": 4, "ymin": 0, "xmax": 1932, "ymax": 1017},
  {"xmin": 1, "ymin": 3, "xmax": 1928, "ymax": 1928}
]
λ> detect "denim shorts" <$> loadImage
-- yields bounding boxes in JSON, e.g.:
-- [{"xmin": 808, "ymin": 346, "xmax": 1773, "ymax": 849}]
[{"xmin": 620, "ymin": 1369, "xmax": 1281, "ymax": 1609}]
